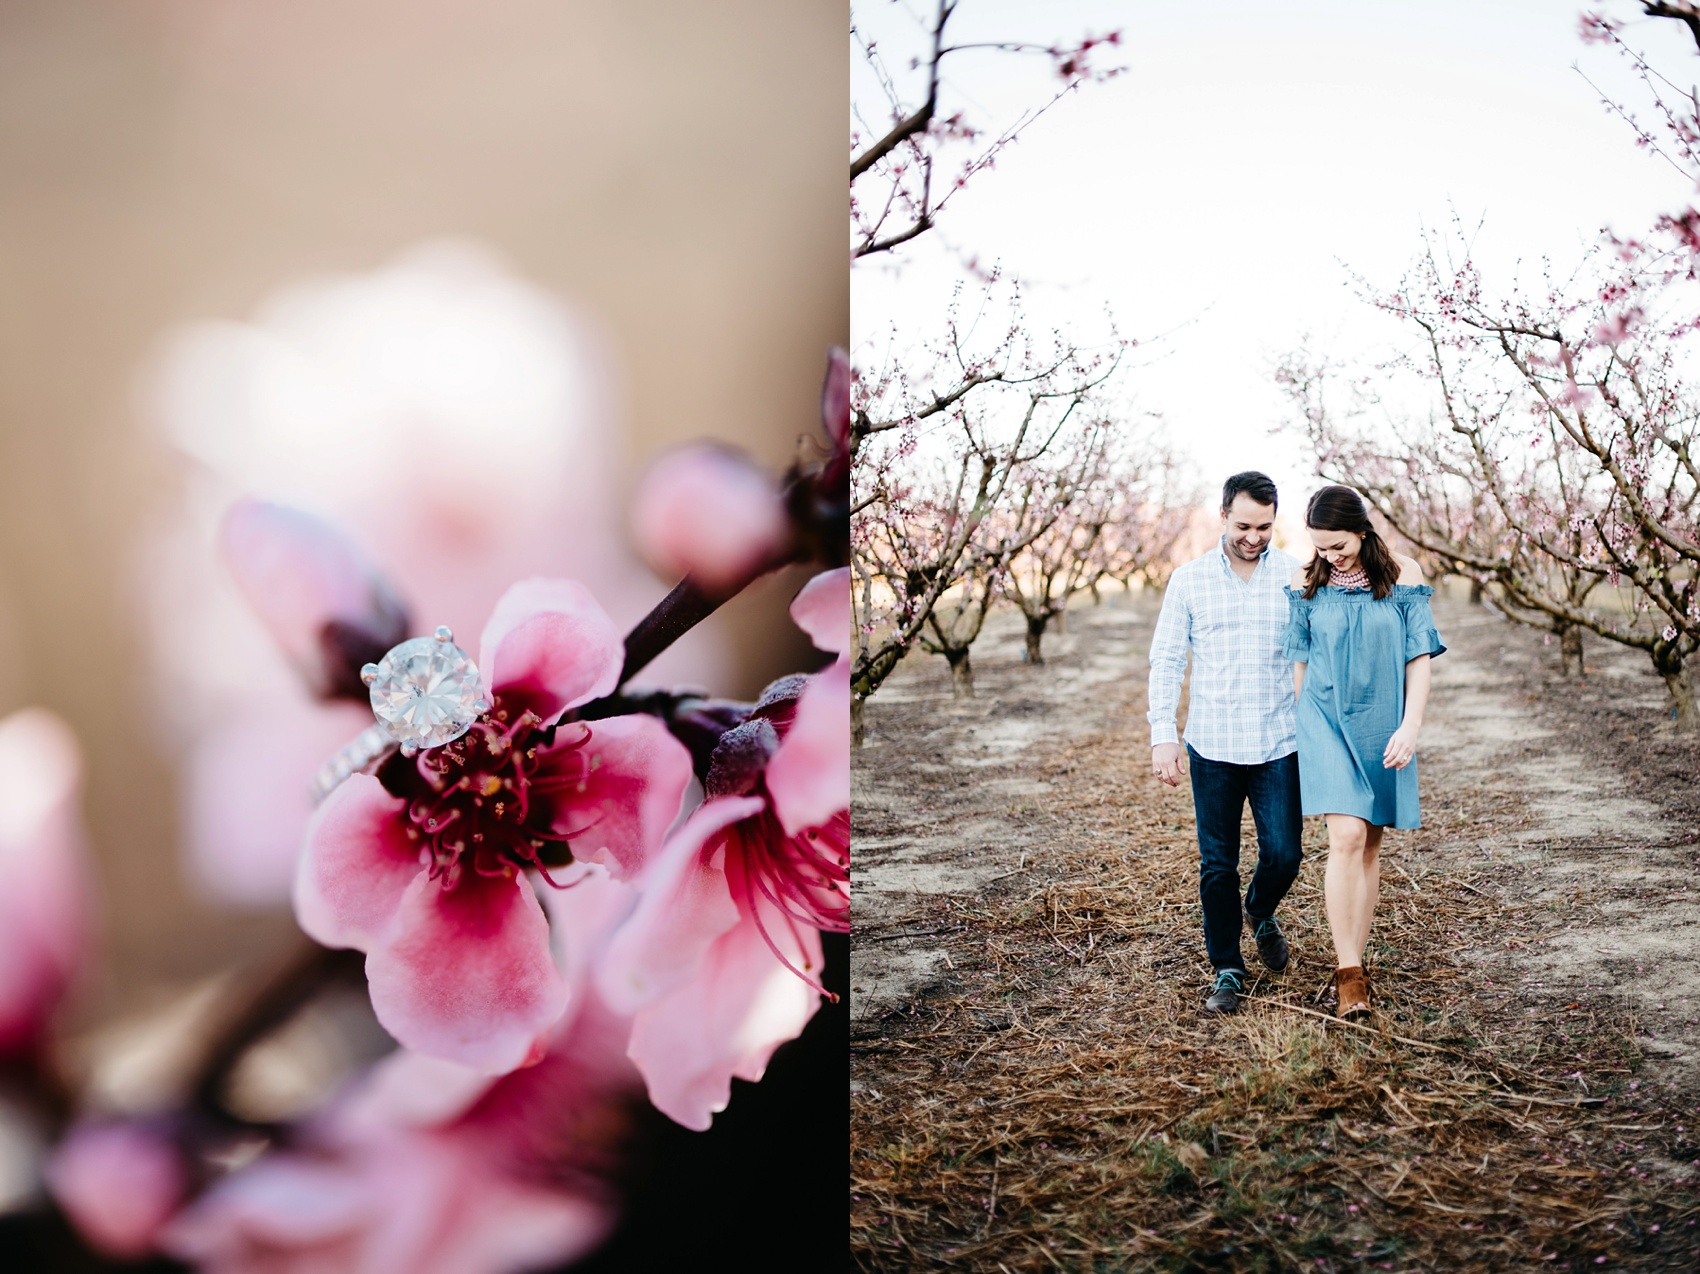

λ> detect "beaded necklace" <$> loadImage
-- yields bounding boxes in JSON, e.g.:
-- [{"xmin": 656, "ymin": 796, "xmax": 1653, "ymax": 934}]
[{"xmin": 1328, "ymin": 563, "xmax": 1371, "ymax": 590}]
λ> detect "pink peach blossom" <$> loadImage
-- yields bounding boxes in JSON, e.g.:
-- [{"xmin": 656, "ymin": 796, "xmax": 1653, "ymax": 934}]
[
  {"xmin": 766, "ymin": 567, "xmax": 850, "ymax": 835},
  {"xmin": 820, "ymin": 347, "xmax": 850, "ymax": 452},
  {"xmin": 162, "ymin": 871, "xmax": 643, "ymax": 1274},
  {"xmin": 295, "ymin": 579, "xmax": 690, "ymax": 1073},
  {"xmin": 47, "ymin": 1121, "xmax": 185, "ymax": 1259},
  {"xmin": 0, "ymin": 709, "xmax": 93, "ymax": 1058},
  {"xmin": 183, "ymin": 503, "xmax": 403, "ymax": 904},
  {"xmin": 596, "ymin": 571, "xmax": 849, "ymax": 1129},
  {"xmin": 161, "ymin": 1120, "xmax": 611, "ymax": 1274},
  {"xmin": 610, "ymin": 798, "xmax": 840, "ymax": 1129},
  {"xmin": 143, "ymin": 243, "xmax": 723, "ymax": 910},
  {"xmin": 630, "ymin": 444, "xmax": 789, "ymax": 592}
]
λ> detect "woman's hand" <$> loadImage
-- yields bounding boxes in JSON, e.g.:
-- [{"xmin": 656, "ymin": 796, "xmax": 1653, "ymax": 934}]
[{"xmin": 1383, "ymin": 722, "xmax": 1419, "ymax": 770}]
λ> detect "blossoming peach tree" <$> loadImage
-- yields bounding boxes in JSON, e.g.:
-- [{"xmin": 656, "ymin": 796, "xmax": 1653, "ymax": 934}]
[
  {"xmin": 4, "ymin": 354, "xmax": 849, "ymax": 1272},
  {"xmin": 1280, "ymin": 227, "xmax": 1700, "ymax": 722},
  {"xmin": 1275, "ymin": 6, "xmax": 1700, "ymax": 725}
]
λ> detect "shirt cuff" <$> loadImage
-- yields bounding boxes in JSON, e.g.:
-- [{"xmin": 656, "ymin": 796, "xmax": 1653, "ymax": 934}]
[{"xmin": 1149, "ymin": 721, "xmax": 1179, "ymax": 747}]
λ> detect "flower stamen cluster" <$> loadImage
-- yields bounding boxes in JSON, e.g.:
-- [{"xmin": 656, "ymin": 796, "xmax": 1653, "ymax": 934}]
[{"xmin": 381, "ymin": 699, "xmax": 596, "ymax": 890}]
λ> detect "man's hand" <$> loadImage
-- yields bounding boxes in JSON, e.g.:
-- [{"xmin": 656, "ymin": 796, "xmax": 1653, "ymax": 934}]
[{"xmin": 1152, "ymin": 742, "xmax": 1186, "ymax": 787}]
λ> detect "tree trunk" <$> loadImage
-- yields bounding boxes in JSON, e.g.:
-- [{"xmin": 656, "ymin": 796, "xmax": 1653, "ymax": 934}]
[
  {"xmin": 1664, "ymin": 663, "xmax": 1700, "ymax": 731},
  {"xmin": 1024, "ymin": 614, "xmax": 1048, "ymax": 665},
  {"xmin": 1559, "ymin": 624, "xmax": 1583, "ymax": 678},
  {"xmin": 1469, "ymin": 578, "xmax": 1485, "ymax": 606},
  {"xmin": 945, "ymin": 648, "xmax": 974, "ymax": 697},
  {"xmin": 851, "ymin": 693, "xmax": 866, "ymax": 748}
]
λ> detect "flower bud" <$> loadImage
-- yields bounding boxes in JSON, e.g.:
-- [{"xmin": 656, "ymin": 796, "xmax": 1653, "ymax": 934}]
[
  {"xmin": 220, "ymin": 500, "xmax": 411, "ymax": 699},
  {"xmin": 704, "ymin": 718, "xmax": 780, "ymax": 798},
  {"xmin": 47, "ymin": 1121, "xmax": 185, "ymax": 1259},
  {"xmin": 821, "ymin": 347, "xmax": 850, "ymax": 451},
  {"xmin": 630, "ymin": 445, "xmax": 789, "ymax": 594}
]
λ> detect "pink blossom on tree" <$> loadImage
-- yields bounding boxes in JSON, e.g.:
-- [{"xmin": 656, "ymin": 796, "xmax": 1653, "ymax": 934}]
[
  {"xmin": 220, "ymin": 499, "xmax": 411, "ymax": 699},
  {"xmin": 0, "ymin": 708, "xmax": 93, "ymax": 1060},
  {"xmin": 162, "ymin": 870, "xmax": 643, "ymax": 1274},
  {"xmin": 295, "ymin": 579, "xmax": 692, "ymax": 1072},
  {"xmin": 47, "ymin": 1121, "xmax": 186, "ymax": 1260},
  {"xmin": 630, "ymin": 444, "xmax": 790, "ymax": 594},
  {"xmin": 851, "ymin": 275, "xmax": 1124, "ymax": 738},
  {"xmin": 144, "ymin": 242, "xmax": 718, "ymax": 909},
  {"xmin": 1000, "ymin": 424, "xmax": 1194, "ymax": 665},
  {"xmin": 851, "ymin": 1, "xmax": 1123, "ymax": 261},
  {"xmin": 596, "ymin": 571, "xmax": 849, "ymax": 1129},
  {"xmin": 1279, "ymin": 217, "xmax": 1700, "ymax": 717}
]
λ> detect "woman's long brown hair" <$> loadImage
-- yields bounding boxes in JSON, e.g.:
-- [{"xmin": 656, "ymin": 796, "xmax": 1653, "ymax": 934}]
[{"xmin": 1301, "ymin": 484, "xmax": 1401, "ymax": 599}]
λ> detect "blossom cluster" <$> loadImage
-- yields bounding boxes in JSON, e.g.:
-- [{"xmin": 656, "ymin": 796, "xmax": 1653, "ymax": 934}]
[
  {"xmin": 1278, "ymin": 215, "xmax": 1700, "ymax": 720},
  {"xmin": 5, "ymin": 344, "xmax": 849, "ymax": 1272}
]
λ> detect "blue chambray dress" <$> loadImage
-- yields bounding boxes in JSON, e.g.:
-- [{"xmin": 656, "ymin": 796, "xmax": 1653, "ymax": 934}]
[{"xmin": 1281, "ymin": 583, "xmax": 1446, "ymax": 829}]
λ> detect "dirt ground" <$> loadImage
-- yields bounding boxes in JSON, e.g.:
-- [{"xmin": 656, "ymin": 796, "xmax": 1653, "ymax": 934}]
[{"xmin": 850, "ymin": 583, "xmax": 1700, "ymax": 1272}]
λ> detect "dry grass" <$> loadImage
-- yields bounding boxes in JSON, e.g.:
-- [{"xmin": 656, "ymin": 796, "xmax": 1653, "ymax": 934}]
[{"xmin": 852, "ymin": 655, "xmax": 1700, "ymax": 1272}]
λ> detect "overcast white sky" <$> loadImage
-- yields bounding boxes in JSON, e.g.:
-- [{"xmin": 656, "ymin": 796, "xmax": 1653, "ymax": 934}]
[{"xmin": 852, "ymin": 0, "xmax": 1698, "ymax": 543}]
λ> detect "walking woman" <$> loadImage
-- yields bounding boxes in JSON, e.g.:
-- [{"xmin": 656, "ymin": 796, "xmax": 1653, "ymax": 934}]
[{"xmin": 1282, "ymin": 486, "xmax": 1445, "ymax": 1018}]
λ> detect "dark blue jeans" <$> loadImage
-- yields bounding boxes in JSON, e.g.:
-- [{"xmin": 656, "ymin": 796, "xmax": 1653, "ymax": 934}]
[{"xmin": 1186, "ymin": 746, "xmax": 1303, "ymax": 972}]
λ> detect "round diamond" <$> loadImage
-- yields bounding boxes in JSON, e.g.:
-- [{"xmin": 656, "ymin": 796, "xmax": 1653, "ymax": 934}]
[{"xmin": 368, "ymin": 637, "xmax": 486, "ymax": 750}]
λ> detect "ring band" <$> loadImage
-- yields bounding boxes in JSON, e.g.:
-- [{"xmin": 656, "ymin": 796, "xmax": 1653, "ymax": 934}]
[{"xmin": 311, "ymin": 724, "xmax": 395, "ymax": 804}]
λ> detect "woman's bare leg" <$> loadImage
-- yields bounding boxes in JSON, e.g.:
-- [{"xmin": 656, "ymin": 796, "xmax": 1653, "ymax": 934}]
[
  {"xmin": 1324, "ymin": 814, "xmax": 1374, "ymax": 967},
  {"xmin": 1355, "ymin": 824, "xmax": 1384, "ymax": 959}
]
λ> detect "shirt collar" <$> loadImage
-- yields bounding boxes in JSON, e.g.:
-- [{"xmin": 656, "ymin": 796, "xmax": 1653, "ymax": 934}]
[{"xmin": 1215, "ymin": 535, "xmax": 1273, "ymax": 579}]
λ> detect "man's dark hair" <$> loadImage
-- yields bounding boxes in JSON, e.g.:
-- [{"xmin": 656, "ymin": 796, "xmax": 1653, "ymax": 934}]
[{"xmin": 1221, "ymin": 470, "xmax": 1278, "ymax": 513}]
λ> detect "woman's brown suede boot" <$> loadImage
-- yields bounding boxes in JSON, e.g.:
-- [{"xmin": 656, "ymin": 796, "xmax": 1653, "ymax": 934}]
[{"xmin": 1334, "ymin": 966, "xmax": 1371, "ymax": 1019}]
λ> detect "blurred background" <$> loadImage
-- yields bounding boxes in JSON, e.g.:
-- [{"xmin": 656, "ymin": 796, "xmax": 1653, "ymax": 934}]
[{"xmin": 0, "ymin": 0, "xmax": 846, "ymax": 1266}]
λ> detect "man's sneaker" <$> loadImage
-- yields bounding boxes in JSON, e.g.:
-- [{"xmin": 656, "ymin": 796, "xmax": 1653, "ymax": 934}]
[
  {"xmin": 1252, "ymin": 916, "xmax": 1290, "ymax": 973},
  {"xmin": 1203, "ymin": 968, "xmax": 1247, "ymax": 1016}
]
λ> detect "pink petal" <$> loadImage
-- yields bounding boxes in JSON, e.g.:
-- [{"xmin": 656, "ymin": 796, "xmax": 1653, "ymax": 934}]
[
  {"xmin": 821, "ymin": 347, "xmax": 850, "ymax": 447},
  {"xmin": 343, "ymin": 1048, "xmax": 501, "ymax": 1131},
  {"xmin": 629, "ymin": 444, "xmax": 789, "ymax": 592},
  {"xmin": 164, "ymin": 1133, "xmax": 612, "ymax": 1274},
  {"xmin": 357, "ymin": 1137, "xmax": 611, "ymax": 1274},
  {"xmin": 414, "ymin": 1174, "xmax": 611, "ymax": 1274},
  {"xmin": 0, "ymin": 709, "xmax": 91, "ymax": 1055},
  {"xmin": 365, "ymin": 871, "xmax": 567, "ymax": 1073},
  {"xmin": 185, "ymin": 699, "xmax": 372, "ymax": 908},
  {"xmin": 160, "ymin": 1155, "xmax": 369, "ymax": 1261},
  {"xmin": 626, "ymin": 897, "xmax": 823, "ymax": 1131},
  {"xmin": 789, "ymin": 568, "xmax": 850, "ymax": 655},
  {"xmin": 534, "ymin": 864, "xmax": 639, "ymax": 1025},
  {"xmin": 293, "ymin": 775, "xmax": 421, "ymax": 951},
  {"xmin": 595, "ymin": 797, "xmax": 759, "ymax": 1015},
  {"xmin": 766, "ymin": 658, "xmax": 850, "ymax": 837},
  {"xmin": 477, "ymin": 579, "xmax": 622, "ymax": 723},
  {"xmin": 548, "ymin": 714, "xmax": 692, "ymax": 880},
  {"xmin": 220, "ymin": 499, "xmax": 406, "ymax": 688},
  {"xmin": 48, "ymin": 1122, "xmax": 185, "ymax": 1259}
]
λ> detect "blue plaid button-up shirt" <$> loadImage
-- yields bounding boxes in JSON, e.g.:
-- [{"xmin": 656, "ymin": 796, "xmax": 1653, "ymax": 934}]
[{"xmin": 1147, "ymin": 538, "xmax": 1300, "ymax": 764}]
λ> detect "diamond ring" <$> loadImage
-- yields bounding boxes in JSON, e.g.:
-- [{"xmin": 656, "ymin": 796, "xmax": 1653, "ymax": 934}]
[{"xmin": 310, "ymin": 626, "xmax": 490, "ymax": 803}]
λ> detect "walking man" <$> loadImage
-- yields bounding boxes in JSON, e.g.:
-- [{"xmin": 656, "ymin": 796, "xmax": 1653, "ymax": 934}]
[{"xmin": 1148, "ymin": 471, "xmax": 1303, "ymax": 1015}]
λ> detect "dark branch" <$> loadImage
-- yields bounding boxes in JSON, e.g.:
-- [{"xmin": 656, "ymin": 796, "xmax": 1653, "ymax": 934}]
[
  {"xmin": 1644, "ymin": 2, "xmax": 1700, "ymax": 52},
  {"xmin": 849, "ymin": 0, "xmax": 950, "ymax": 182},
  {"xmin": 850, "ymin": 100, "xmax": 936, "ymax": 183},
  {"xmin": 188, "ymin": 941, "xmax": 366, "ymax": 1123}
]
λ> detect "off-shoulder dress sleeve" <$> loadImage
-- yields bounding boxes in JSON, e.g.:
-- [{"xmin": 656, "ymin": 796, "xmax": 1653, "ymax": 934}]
[
  {"xmin": 1281, "ymin": 586, "xmax": 1311, "ymax": 661},
  {"xmin": 1396, "ymin": 585, "xmax": 1446, "ymax": 661}
]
